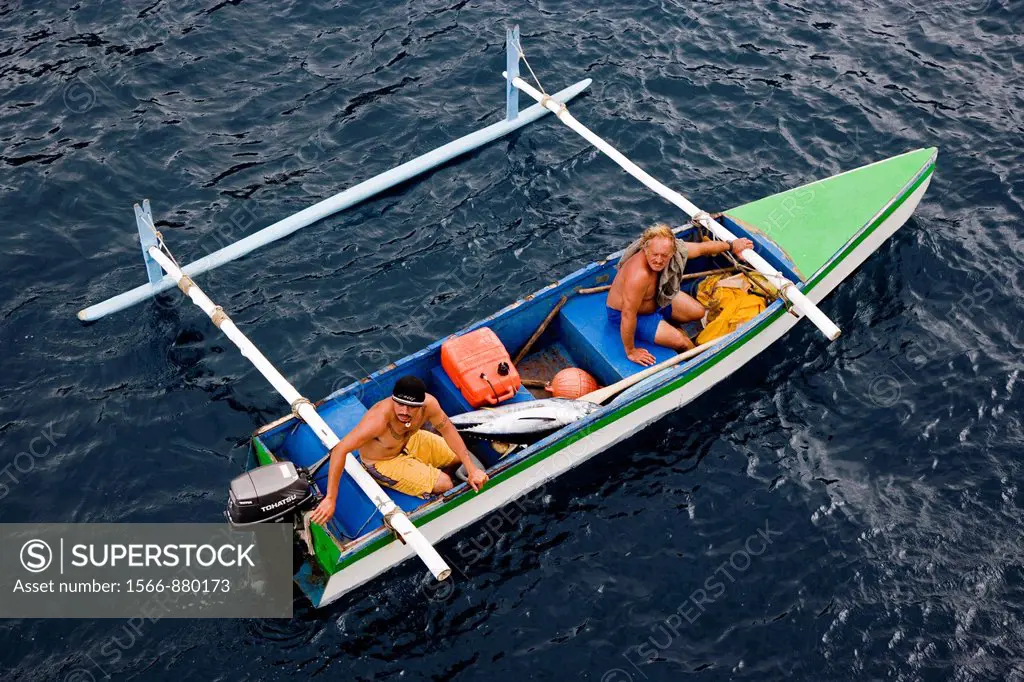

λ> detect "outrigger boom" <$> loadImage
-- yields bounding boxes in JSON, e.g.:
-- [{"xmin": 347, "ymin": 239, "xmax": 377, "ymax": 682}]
[
  {"xmin": 507, "ymin": 75, "xmax": 843, "ymax": 341},
  {"xmin": 145, "ymin": 241, "xmax": 452, "ymax": 581}
]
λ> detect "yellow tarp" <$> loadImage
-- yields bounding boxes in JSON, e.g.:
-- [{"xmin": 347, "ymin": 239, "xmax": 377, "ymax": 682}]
[{"xmin": 695, "ymin": 273, "xmax": 771, "ymax": 345}]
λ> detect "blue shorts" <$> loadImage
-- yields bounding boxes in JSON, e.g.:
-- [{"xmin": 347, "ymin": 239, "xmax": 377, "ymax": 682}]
[{"xmin": 606, "ymin": 305, "xmax": 672, "ymax": 344}]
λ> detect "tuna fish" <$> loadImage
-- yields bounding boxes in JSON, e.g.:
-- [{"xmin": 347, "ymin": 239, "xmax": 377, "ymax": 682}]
[{"xmin": 451, "ymin": 398, "xmax": 601, "ymax": 444}]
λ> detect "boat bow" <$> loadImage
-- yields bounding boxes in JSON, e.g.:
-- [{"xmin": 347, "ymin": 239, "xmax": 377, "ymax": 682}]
[{"xmin": 724, "ymin": 147, "xmax": 938, "ymax": 282}]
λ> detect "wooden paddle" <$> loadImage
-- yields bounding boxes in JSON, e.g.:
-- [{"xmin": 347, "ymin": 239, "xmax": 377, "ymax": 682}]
[
  {"xmin": 514, "ymin": 295, "xmax": 569, "ymax": 365},
  {"xmin": 579, "ymin": 337, "xmax": 723, "ymax": 406}
]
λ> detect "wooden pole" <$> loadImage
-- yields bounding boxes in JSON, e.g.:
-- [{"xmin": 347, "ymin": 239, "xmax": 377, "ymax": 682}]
[
  {"xmin": 576, "ymin": 266, "xmax": 740, "ymax": 296},
  {"xmin": 580, "ymin": 337, "xmax": 723, "ymax": 406},
  {"xmin": 681, "ymin": 266, "xmax": 739, "ymax": 281},
  {"xmin": 513, "ymin": 295, "xmax": 568, "ymax": 365}
]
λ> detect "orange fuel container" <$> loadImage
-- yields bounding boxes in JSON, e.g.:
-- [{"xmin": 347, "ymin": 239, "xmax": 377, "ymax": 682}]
[{"xmin": 441, "ymin": 327, "xmax": 521, "ymax": 407}]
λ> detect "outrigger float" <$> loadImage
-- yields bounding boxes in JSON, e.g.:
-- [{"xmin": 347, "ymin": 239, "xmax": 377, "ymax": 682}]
[{"xmin": 83, "ymin": 28, "xmax": 936, "ymax": 608}]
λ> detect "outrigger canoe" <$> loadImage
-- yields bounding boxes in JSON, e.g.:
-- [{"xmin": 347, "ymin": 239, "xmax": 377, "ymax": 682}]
[{"xmin": 83, "ymin": 27, "xmax": 935, "ymax": 608}]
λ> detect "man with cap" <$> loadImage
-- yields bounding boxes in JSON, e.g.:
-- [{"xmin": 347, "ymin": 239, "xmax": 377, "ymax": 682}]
[{"xmin": 310, "ymin": 375, "xmax": 489, "ymax": 525}]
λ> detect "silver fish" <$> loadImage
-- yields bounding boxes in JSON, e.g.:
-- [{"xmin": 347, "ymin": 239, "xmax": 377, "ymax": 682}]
[
  {"xmin": 453, "ymin": 398, "xmax": 601, "ymax": 444},
  {"xmin": 449, "ymin": 399, "xmax": 569, "ymax": 428}
]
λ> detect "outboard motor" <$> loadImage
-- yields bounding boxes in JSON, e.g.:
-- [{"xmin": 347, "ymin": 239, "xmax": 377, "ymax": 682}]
[{"xmin": 226, "ymin": 461, "xmax": 317, "ymax": 526}]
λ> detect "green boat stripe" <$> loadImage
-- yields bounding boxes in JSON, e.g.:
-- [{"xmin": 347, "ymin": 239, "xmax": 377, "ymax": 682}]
[
  {"xmin": 320, "ymin": 155, "xmax": 935, "ymax": 574},
  {"xmin": 253, "ymin": 438, "xmax": 275, "ymax": 467}
]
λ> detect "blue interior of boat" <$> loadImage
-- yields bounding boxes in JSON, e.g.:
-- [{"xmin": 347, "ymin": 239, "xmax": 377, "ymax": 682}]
[
  {"xmin": 252, "ymin": 224, "xmax": 803, "ymax": 543},
  {"xmin": 270, "ymin": 394, "xmax": 424, "ymax": 540},
  {"xmin": 559, "ymin": 292, "xmax": 678, "ymax": 385}
]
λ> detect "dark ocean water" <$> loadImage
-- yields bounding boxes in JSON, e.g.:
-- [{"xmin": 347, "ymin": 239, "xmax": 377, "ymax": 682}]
[{"xmin": 1, "ymin": 0, "xmax": 1022, "ymax": 679}]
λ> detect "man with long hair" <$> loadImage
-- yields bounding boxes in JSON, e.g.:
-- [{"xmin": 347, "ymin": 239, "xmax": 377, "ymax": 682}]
[{"xmin": 607, "ymin": 223, "xmax": 753, "ymax": 366}]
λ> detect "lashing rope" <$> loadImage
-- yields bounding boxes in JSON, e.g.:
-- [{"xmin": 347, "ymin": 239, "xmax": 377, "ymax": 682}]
[{"xmin": 512, "ymin": 36, "xmax": 548, "ymax": 98}]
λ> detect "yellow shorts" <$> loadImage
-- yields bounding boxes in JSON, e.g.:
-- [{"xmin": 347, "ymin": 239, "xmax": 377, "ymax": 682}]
[{"xmin": 365, "ymin": 430, "xmax": 460, "ymax": 498}]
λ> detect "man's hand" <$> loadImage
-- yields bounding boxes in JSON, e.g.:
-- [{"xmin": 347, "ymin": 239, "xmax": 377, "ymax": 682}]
[
  {"xmin": 627, "ymin": 348, "xmax": 656, "ymax": 366},
  {"xmin": 730, "ymin": 238, "xmax": 755, "ymax": 260},
  {"xmin": 309, "ymin": 496, "xmax": 336, "ymax": 526},
  {"xmin": 468, "ymin": 467, "xmax": 489, "ymax": 492}
]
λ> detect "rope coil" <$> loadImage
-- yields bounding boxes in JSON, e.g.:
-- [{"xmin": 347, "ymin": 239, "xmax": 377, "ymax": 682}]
[
  {"xmin": 290, "ymin": 397, "xmax": 313, "ymax": 419},
  {"xmin": 210, "ymin": 305, "xmax": 228, "ymax": 327},
  {"xmin": 382, "ymin": 509, "xmax": 408, "ymax": 544},
  {"xmin": 176, "ymin": 274, "xmax": 194, "ymax": 295}
]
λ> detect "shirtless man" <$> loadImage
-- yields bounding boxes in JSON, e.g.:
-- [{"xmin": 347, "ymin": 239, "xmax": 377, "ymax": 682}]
[
  {"xmin": 607, "ymin": 223, "xmax": 753, "ymax": 366},
  {"xmin": 309, "ymin": 376, "xmax": 488, "ymax": 525}
]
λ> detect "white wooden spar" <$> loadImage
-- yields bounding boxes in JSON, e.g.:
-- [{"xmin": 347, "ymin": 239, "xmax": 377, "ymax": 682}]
[
  {"xmin": 78, "ymin": 60, "xmax": 590, "ymax": 321},
  {"xmin": 508, "ymin": 75, "xmax": 842, "ymax": 341},
  {"xmin": 146, "ymin": 244, "xmax": 452, "ymax": 581}
]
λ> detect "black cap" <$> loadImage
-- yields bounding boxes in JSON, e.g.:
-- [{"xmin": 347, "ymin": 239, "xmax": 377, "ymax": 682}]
[{"xmin": 392, "ymin": 375, "xmax": 426, "ymax": 407}]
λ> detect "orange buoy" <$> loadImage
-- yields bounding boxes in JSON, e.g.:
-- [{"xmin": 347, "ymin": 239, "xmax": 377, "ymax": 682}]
[{"xmin": 545, "ymin": 368, "xmax": 600, "ymax": 399}]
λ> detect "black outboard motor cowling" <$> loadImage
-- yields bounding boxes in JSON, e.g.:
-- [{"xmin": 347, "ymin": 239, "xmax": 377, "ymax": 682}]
[{"xmin": 227, "ymin": 461, "xmax": 316, "ymax": 526}]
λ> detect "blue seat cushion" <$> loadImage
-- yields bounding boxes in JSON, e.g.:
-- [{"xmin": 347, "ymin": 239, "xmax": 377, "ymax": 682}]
[
  {"xmin": 559, "ymin": 291, "xmax": 677, "ymax": 385},
  {"xmin": 279, "ymin": 394, "xmax": 425, "ymax": 541}
]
